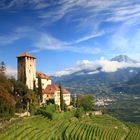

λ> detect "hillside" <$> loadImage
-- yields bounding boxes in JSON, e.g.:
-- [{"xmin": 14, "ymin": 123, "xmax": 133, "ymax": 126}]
[{"xmin": 0, "ymin": 115, "xmax": 140, "ymax": 140}]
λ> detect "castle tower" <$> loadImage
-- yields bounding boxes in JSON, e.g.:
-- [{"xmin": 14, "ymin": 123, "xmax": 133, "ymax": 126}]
[{"xmin": 17, "ymin": 52, "xmax": 36, "ymax": 89}]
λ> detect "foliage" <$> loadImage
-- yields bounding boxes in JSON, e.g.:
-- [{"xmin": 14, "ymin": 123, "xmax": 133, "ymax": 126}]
[
  {"xmin": 0, "ymin": 75, "xmax": 15, "ymax": 118},
  {"xmin": 59, "ymin": 85, "xmax": 65, "ymax": 111},
  {"xmin": 76, "ymin": 94, "xmax": 94, "ymax": 112},
  {"xmin": 0, "ymin": 61, "xmax": 6, "ymax": 75},
  {"xmin": 29, "ymin": 104, "xmax": 36, "ymax": 115},
  {"xmin": 74, "ymin": 107, "xmax": 84, "ymax": 118},
  {"xmin": 41, "ymin": 104, "xmax": 58, "ymax": 113},
  {"xmin": 14, "ymin": 80, "xmax": 28, "ymax": 97},
  {"xmin": 33, "ymin": 80, "xmax": 37, "ymax": 94},
  {"xmin": 46, "ymin": 99, "xmax": 55, "ymax": 105},
  {"xmin": 37, "ymin": 76, "xmax": 42, "ymax": 102},
  {"xmin": 35, "ymin": 108, "xmax": 53, "ymax": 120}
]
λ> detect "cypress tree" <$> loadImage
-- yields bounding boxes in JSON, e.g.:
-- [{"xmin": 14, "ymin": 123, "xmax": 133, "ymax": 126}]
[
  {"xmin": 23, "ymin": 68, "xmax": 26, "ymax": 84},
  {"xmin": 33, "ymin": 80, "xmax": 37, "ymax": 94},
  {"xmin": 38, "ymin": 76, "xmax": 42, "ymax": 102},
  {"xmin": 59, "ymin": 85, "xmax": 64, "ymax": 111}
]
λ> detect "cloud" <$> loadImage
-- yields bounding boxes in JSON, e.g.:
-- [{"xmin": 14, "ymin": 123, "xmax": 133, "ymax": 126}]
[
  {"xmin": 0, "ymin": 0, "xmax": 49, "ymax": 10},
  {"xmin": 32, "ymin": 32, "xmax": 102, "ymax": 54},
  {"xmin": 6, "ymin": 66, "xmax": 17, "ymax": 78},
  {"xmin": 0, "ymin": 26, "xmax": 32, "ymax": 46},
  {"xmin": 0, "ymin": 34, "xmax": 21, "ymax": 46},
  {"xmin": 74, "ymin": 31, "xmax": 105, "ymax": 44},
  {"xmin": 35, "ymin": 33, "xmax": 68, "ymax": 50},
  {"xmin": 53, "ymin": 59, "xmax": 140, "ymax": 76},
  {"xmin": 1, "ymin": 0, "xmax": 140, "ymax": 58}
]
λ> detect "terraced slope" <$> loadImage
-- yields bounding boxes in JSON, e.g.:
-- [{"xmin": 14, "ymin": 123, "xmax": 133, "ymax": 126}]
[{"xmin": 0, "ymin": 115, "xmax": 140, "ymax": 140}]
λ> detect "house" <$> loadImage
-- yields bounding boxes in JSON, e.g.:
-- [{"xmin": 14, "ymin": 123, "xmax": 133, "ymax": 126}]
[{"xmin": 43, "ymin": 84, "xmax": 71, "ymax": 106}]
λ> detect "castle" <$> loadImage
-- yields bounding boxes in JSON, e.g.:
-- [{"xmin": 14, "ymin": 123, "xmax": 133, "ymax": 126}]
[{"xmin": 17, "ymin": 52, "xmax": 70, "ymax": 106}]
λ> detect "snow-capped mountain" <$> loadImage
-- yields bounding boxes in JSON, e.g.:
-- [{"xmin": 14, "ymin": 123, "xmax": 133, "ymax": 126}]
[
  {"xmin": 52, "ymin": 55, "xmax": 140, "ymax": 95},
  {"xmin": 111, "ymin": 55, "xmax": 138, "ymax": 63}
]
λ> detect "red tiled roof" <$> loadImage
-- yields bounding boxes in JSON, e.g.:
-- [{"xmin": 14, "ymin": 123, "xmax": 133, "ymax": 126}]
[
  {"xmin": 44, "ymin": 84, "xmax": 59, "ymax": 94},
  {"xmin": 36, "ymin": 72, "xmax": 50, "ymax": 80},
  {"xmin": 44, "ymin": 84, "xmax": 70, "ymax": 95},
  {"xmin": 17, "ymin": 52, "xmax": 36, "ymax": 58}
]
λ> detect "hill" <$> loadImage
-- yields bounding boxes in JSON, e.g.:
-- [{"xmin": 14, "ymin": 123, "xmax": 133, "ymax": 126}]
[{"xmin": 0, "ymin": 115, "xmax": 140, "ymax": 140}]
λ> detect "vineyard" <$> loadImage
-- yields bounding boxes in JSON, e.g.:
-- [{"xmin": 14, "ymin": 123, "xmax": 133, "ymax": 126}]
[{"xmin": 0, "ymin": 115, "xmax": 140, "ymax": 140}]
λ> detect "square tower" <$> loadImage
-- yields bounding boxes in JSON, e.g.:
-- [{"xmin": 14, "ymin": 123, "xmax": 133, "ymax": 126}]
[{"xmin": 17, "ymin": 52, "xmax": 36, "ymax": 89}]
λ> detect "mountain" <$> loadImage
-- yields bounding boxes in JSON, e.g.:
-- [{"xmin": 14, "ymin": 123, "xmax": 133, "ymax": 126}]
[
  {"xmin": 52, "ymin": 55, "xmax": 140, "ymax": 95},
  {"xmin": 111, "ymin": 55, "xmax": 138, "ymax": 63}
]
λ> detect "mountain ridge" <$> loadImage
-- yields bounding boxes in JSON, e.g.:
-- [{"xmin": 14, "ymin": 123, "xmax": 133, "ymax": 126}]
[
  {"xmin": 52, "ymin": 55, "xmax": 140, "ymax": 95},
  {"xmin": 111, "ymin": 55, "xmax": 138, "ymax": 63}
]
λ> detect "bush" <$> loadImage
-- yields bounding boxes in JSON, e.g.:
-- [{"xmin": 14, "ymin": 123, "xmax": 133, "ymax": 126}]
[
  {"xmin": 41, "ymin": 104, "xmax": 59, "ymax": 113},
  {"xmin": 29, "ymin": 104, "xmax": 37, "ymax": 115},
  {"xmin": 74, "ymin": 108, "xmax": 84, "ymax": 118},
  {"xmin": 35, "ymin": 108, "xmax": 53, "ymax": 120}
]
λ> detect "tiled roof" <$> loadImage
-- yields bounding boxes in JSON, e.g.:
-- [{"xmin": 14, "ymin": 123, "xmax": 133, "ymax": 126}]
[
  {"xmin": 17, "ymin": 52, "xmax": 36, "ymax": 58},
  {"xmin": 36, "ymin": 72, "xmax": 50, "ymax": 80},
  {"xmin": 44, "ymin": 84, "xmax": 59, "ymax": 94},
  {"xmin": 44, "ymin": 84, "xmax": 70, "ymax": 94}
]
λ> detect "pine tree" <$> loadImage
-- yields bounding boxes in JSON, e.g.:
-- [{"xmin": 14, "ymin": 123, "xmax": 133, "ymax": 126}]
[{"xmin": 0, "ymin": 61, "xmax": 6, "ymax": 75}]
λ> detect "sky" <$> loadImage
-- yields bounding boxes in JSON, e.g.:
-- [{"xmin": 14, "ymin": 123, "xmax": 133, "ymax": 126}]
[{"xmin": 0, "ymin": 0, "xmax": 140, "ymax": 76}]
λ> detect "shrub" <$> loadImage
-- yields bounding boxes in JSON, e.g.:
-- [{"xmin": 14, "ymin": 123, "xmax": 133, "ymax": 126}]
[
  {"xmin": 35, "ymin": 108, "xmax": 53, "ymax": 120},
  {"xmin": 74, "ymin": 107, "xmax": 84, "ymax": 118}
]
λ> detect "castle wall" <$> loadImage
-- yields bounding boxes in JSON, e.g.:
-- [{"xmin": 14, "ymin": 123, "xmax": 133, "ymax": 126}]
[
  {"xmin": 63, "ymin": 93, "xmax": 71, "ymax": 105},
  {"xmin": 36, "ymin": 78, "xmax": 52, "ymax": 90},
  {"xmin": 25, "ymin": 57, "xmax": 36, "ymax": 89},
  {"xmin": 17, "ymin": 56, "xmax": 36, "ymax": 89}
]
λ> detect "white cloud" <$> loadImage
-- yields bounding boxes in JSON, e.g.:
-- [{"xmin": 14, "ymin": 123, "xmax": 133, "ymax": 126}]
[
  {"xmin": 0, "ymin": 34, "xmax": 21, "ymax": 46},
  {"xmin": 53, "ymin": 59, "xmax": 140, "ymax": 76},
  {"xmin": 74, "ymin": 31, "xmax": 105, "ymax": 44},
  {"xmin": 33, "ymin": 32, "xmax": 102, "ymax": 54},
  {"xmin": 0, "ymin": 26, "xmax": 32, "ymax": 46},
  {"xmin": 6, "ymin": 66, "xmax": 17, "ymax": 78},
  {"xmin": 35, "ymin": 33, "xmax": 68, "ymax": 50}
]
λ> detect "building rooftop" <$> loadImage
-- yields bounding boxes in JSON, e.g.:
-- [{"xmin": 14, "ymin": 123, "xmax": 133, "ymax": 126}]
[
  {"xmin": 36, "ymin": 72, "xmax": 50, "ymax": 80},
  {"xmin": 44, "ymin": 84, "xmax": 70, "ymax": 94},
  {"xmin": 44, "ymin": 84, "xmax": 60, "ymax": 94},
  {"xmin": 17, "ymin": 52, "xmax": 36, "ymax": 59}
]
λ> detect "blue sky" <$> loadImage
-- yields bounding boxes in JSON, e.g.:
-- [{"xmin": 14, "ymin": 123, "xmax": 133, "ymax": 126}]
[{"xmin": 0, "ymin": 0, "xmax": 140, "ymax": 76}]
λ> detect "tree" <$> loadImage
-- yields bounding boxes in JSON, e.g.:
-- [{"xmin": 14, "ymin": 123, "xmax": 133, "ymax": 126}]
[
  {"xmin": 33, "ymin": 80, "xmax": 37, "ymax": 94},
  {"xmin": 38, "ymin": 76, "xmax": 42, "ymax": 102},
  {"xmin": 74, "ymin": 107, "xmax": 84, "ymax": 118},
  {"xmin": 0, "ymin": 74, "xmax": 15, "ymax": 117},
  {"xmin": 0, "ymin": 61, "xmax": 6, "ymax": 75},
  {"xmin": 13, "ymin": 80, "xmax": 28, "ymax": 111},
  {"xmin": 59, "ymin": 85, "xmax": 65, "ymax": 111},
  {"xmin": 77, "ymin": 95, "xmax": 94, "ymax": 112}
]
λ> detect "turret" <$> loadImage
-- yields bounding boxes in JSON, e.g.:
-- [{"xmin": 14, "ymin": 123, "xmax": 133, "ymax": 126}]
[{"xmin": 17, "ymin": 52, "xmax": 36, "ymax": 89}]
